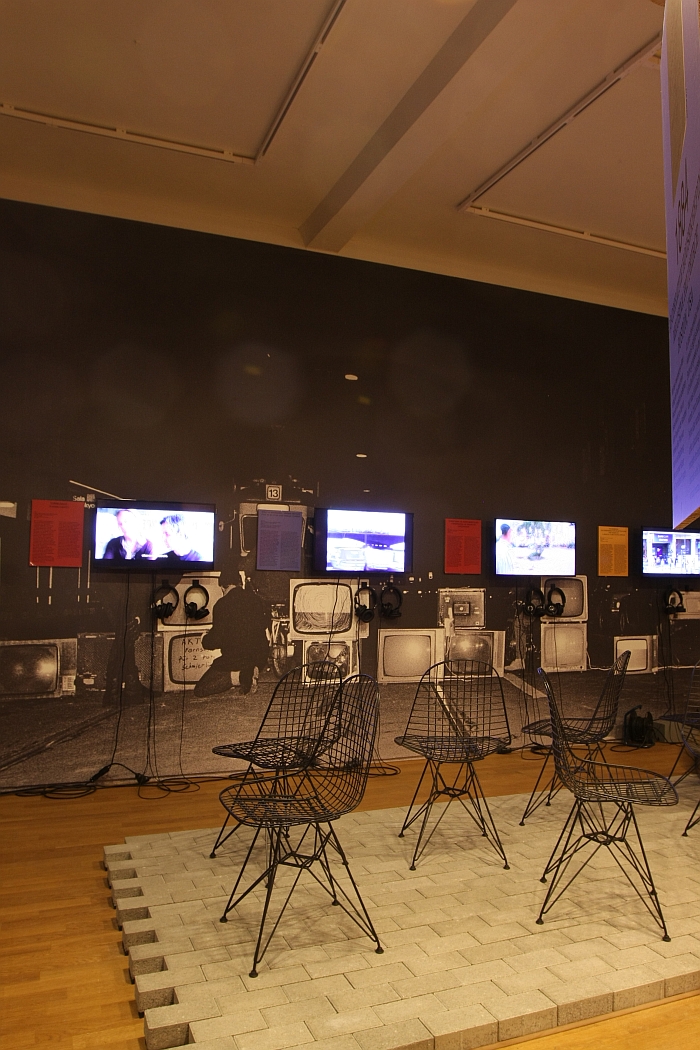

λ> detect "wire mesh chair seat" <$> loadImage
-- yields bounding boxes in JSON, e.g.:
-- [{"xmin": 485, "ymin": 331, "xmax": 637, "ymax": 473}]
[
  {"xmin": 218, "ymin": 674, "xmax": 383, "ymax": 977},
  {"xmin": 660, "ymin": 656, "xmax": 700, "ymax": 784},
  {"xmin": 210, "ymin": 662, "xmax": 342, "ymax": 857},
  {"xmin": 520, "ymin": 651, "xmax": 631, "ymax": 825},
  {"xmin": 536, "ymin": 667, "xmax": 678, "ymax": 941},
  {"xmin": 395, "ymin": 659, "xmax": 511, "ymax": 871}
]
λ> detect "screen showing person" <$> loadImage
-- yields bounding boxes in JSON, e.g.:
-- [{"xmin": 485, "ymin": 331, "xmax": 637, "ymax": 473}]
[
  {"xmin": 494, "ymin": 519, "xmax": 576, "ymax": 576},
  {"xmin": 93, "ymin": 502, "xmax": 215, "ymax": 570},
  {"xmin": 160, "ymin": 513, "xmax": 202, "ymax": 563},
  {"xmin": 97, "ymin": 508, "xmax": 152, "ymax": 561}
]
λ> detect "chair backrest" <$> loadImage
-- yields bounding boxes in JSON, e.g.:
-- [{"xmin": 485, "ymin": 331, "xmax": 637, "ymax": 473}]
[
  {"xmin": 538, "ymin": 667, "xmax": 587, "ymax": 793},
  {"xmin": 404, "ymin": 659, "xmax": 511, "ymax": 754},
  {"xmin": 584, "ymin": 649, "xmax": 630, "ymax": 740},
  {"xmin": 254, "ymin": 661, "xmax": 342, "ymax": 747},
  {"xmin": 682, "ymin": 657, "xmax": 700, "ymax": 758},
  {"xmin": 314, "ymin": 673, "xmax": 380, "ymax": 817}
]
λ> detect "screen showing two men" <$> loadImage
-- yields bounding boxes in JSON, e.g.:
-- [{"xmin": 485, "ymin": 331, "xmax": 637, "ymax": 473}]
[
  {"xmin": 495, "ymin": 519, "xmax": 576, "ymax": 576},
  {"xmin": 94, "ymin": 504, "xmax": 215, "ymax": 568}
]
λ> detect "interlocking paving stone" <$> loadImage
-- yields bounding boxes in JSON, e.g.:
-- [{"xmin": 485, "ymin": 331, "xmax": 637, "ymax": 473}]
[{"xmin": 104, "ymin": 792, "xmax": 700, "ymax": 1049}]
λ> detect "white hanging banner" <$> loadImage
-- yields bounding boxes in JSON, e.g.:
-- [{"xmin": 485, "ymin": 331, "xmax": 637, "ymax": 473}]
[{"xmin": 662, "ymin": 0, "xmax": 700, "ymax": 528}]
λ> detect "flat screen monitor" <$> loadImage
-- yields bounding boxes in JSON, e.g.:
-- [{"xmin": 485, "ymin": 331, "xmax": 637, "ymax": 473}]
[
  {"xmin": 93, "ymin": 500, "xmax": 216, "ymax": 572},
  {"xmin": 313, "ymin": 508, "xmax": 413, "ymax": 574},
  {"xmin": 494, "ymin": 519, "xmax": 575, "ymax": 576},
  {"xmin": 641, "ymin": 529, "xmax": 700, "ymax": 575}
]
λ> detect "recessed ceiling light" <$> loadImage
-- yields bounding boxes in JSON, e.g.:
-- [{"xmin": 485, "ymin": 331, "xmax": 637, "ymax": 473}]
[
  {"xmin": 363, "ymin": 489, "xmax": 370, "ymax": 492},
  {"xmin": 345, "ymin": 373, "xmax": 358, "ymax": 381},
  {"xmin": 356, "ymin": 453, "xmax": 367, "ymax": 458}
]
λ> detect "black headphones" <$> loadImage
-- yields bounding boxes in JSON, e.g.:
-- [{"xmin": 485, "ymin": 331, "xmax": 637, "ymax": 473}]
[
  {"xmin": 664, "ymin": 588, "xmax": 686, "ymax": 615},
  {"xmin": 379, "ymin": 584, "xmax": 403, "ymax": 619},
  {"xmin": 523, "ymin": 587, "xmax": 546, "ymax": 617},
  {"xmin": 545, "ymin": 585, "xmax": 567, "ymax": 618},
  {"xmin": 151, "ymin": 580, "xmax": 179, "ymax": 621},
  {"xmin": 184, "ymin": 580, "xmax": 210, "ymax": 620},
  {"xmin": 354, "ymin": 583, "xmax": 377, "ymax": 623}
]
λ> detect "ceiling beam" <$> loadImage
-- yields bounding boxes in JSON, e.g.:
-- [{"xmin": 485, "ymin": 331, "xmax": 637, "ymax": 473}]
[
  {"xmin": 299, "ymin": 0, "xmax": 520, "ymax": 252},
  {"xmin": 456, "ymin": 32, "xmax": 662, "ymax": 211}
]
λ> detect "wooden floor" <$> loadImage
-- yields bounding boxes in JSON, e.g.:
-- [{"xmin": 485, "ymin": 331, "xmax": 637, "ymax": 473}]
[{"xmin": 1, "ymin": 746, "xmax": 698, "ymax": 1050}]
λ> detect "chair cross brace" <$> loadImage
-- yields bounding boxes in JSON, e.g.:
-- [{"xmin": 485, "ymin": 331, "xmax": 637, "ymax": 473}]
[
  {"xmin": 398, "ymin": 758, "xmax": 509, "ymax": 871},
  {"xmin": 537, "ymin": 798, "xmax": 671, "ymax": 940},
  {"xmin": 220, "ymin": 821, "xmax": 383, "ymax": 977}
]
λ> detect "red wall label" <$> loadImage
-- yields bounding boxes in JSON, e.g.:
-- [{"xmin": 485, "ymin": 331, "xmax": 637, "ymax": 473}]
[
  {"xmin": 444, "ymin": 518, "xmax": 481, "ymax": 574},
  {"xmin": 30, "ymin": 500, "xmax": 84, "ymax": 567}
]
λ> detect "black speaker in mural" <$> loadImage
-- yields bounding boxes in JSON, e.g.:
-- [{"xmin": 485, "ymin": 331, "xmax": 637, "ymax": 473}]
[{"xmin": 76, "ymin": 632, "xmax": 164, "ymax": 693}]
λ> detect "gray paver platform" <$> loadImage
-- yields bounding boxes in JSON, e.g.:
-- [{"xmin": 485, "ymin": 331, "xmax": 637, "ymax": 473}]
[{"xmin": 104, "ymin": 787, "xmax": 700, "ymax": 1050}]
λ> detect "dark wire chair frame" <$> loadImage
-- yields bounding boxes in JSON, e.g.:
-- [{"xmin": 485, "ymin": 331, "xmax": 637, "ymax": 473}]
[
  {"xmin": 210, "ymin": 661, "xmax": 342, "ymax": 858},
  {"xmin": 661, "ymin": 655, "xmax": 700, "ymax": 784},
  {"xmin": 680, "ymin": 679, "xmax": 700, "ymax": 836},
  {"xmin": 536, "ymin": 667, "xmax": 678, "ymax": 941},
  {"xmin": 218, "ymin": 673, "xmax": 383, "ymax": 977},
  {"xmin": 519, "ymin": 650, "xmax": 631, "ymax": 825},
  {"xmin": 395, "ymin": 659, "xmax": 512, "ymax": 871}
]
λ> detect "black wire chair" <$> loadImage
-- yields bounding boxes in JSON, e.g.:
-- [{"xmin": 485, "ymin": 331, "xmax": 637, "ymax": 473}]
[
  {"xmin": 210, "ymin": 661, "xmax": 342, "ymax": 857},
  {"xmin": 681, "ymin": 688, "xmax": 700, "ymax": 837},
  {"xmin": 536, "ymin": 667, "xmax": 678, "ymax": 941},
  {"xmin": 520, "ymin": 650, "xmax": 631, "ymax": 825},
  {"xmin": 395, "ymin": 659, "xmax": 511, "ymax": 871},
  {"xmin": 660, "ymin": 655, "xmax": 700, "ymax": 783},
  {"xmin": 218, "ymin": 673, "xmax": 383, "ymax": 977}
]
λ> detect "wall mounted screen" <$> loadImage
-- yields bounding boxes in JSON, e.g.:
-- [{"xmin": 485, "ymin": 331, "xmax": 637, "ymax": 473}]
[
  {"xmin": 494, "ymin": 519, "xmax": 575, "ymax": 576},
  {"xmin": 314, "ymin": 508, "xmax": 413, "ymax": 574},
  {"xmin": 93, "ymin": 501, "xmax": 215, "ymax": 572},
  {"xmin": 642, "ymin": 529, "xmax": 700, "ymax": 575}
]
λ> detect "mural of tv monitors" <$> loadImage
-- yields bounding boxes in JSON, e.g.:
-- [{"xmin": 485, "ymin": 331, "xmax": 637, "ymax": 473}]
[
  {"xmin": 494, "ymin": 519, "xmax": 576, "ymax": 576},
  {"xmin": 93, "ymin": 500, "xmax": 216, "ymax": 572},
  {"xmin": 641, "ymin": 529, "xmax": 700, "ymax": 575},
  {"xmin": 313, "ymin": 508, "xmax": 413, "ymax": 574}
]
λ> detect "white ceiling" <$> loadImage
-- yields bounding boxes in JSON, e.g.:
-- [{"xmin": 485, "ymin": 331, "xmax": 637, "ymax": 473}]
[{"xmin": 0, "ymin": 0, "xmax": 669, "ymax": 314}]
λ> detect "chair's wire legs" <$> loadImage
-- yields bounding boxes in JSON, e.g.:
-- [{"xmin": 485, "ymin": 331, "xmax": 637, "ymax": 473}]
[
  {"xmin": 220, "ymin": 821, "xmax": 382, "ymax": 977},
  {"xmin": 536, "ymin": 799, "xmax": 672, "ymax": 940},
  {"xmin": 519, "ymin": 749, "xmax": 563, "ymax": 825},
  {"xmin": 210, "ymin": 811, "xmax": 241, "ymax": 858},
  {"xmin": 398, "ymin": 760, "xmax": 509, "ymax": 871},
  {"xmin": 682, "ymin": 796, "xmax": 700, "ymax": 836}
]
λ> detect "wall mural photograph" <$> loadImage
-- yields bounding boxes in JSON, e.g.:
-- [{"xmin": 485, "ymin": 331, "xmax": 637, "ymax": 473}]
[{"xmin": 0, "ymin": 197, "xmax": 697, "ymax": 794}]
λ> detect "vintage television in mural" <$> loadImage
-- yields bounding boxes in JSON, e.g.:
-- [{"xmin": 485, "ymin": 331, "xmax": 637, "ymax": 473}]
[
  {"xmin": 93, "ymin": 500, "xmax": 216, "ymax": 572},
  {"xmin": 540, "ymin": 622, "xmax": 588, "ymax": 672},
  {"xmin": 540, "ymin": 575, "xmax": 588, "ymax": 622},
  {"xmin": 313, "ymin": 508, "xmax": 413, "ymax": 574},
  {"xmin": 614, "ymin": 635, "xmax": 658, "ymax": 674},
  {"xmin": 437, "ymin": 588, "xmax": 485, "ymax": 629},
  {"xmin": 301, "ymin": 640, "xmax": 359, "ymax": 681},
  {"xmin": 494, "ymin": 519, "xmax": 576, "ymax": 576},
  {"xmin": 0, "ymin": 639, "xmax": 77, "ymax": 699},
  {"xmin": 238, "ymin": 500, "xmax": 311, "ymax": 557},
  {"xmin": 376, "ymin": 628, "xmax": 445, "ymax": 684},
  {"xmin": 672, "ymin": 590, "xmax": 700, "ymax": 618},
  {"xmin": 162, "ymin": 630, "xmax": 221, "ymax": 692},
  {"xmin": 445, "ymin": 629, "xmax": 506, "ymax": 676},
  {"xmin": 288, "ymin": 579, "xmax": 369, "ymax": 642},
  {"xmin": 642, "ymin": 529, "xmax": 700, "ymax": 576},
  {"xmin": 76, "ymin": 632, "xmax": 163, "ymax": 692}
]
